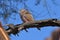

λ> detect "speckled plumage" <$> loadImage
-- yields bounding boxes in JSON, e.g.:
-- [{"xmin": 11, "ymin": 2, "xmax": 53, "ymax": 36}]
[{"xmin": 20, "ymin": 9, "xmax": 34, "ymax": 23}]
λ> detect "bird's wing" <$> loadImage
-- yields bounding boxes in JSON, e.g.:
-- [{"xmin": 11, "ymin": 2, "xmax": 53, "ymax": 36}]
[{"xmin": 24, "ymin": 14, "xmax": 34, "ymax": 21}]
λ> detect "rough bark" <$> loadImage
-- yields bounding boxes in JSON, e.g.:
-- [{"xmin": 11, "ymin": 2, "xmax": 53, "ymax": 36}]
[{"xmin": 5, "ymin": 19, "xmax": 60, "ymax": 35}]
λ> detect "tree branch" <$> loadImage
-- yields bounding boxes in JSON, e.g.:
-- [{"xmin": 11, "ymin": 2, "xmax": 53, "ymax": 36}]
[{"xmin": 6, "ymin": 19, "xmax": 60, "ymax": 35}]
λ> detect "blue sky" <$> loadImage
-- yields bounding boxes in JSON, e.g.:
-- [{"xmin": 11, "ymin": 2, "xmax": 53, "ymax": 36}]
[
  {"xmin": 0, "ymin": 0, "xmax": 60, "ymax": 40},
  {"xmin": 10, "ymin": 0, "xmax": 60, "ymax": 40}
]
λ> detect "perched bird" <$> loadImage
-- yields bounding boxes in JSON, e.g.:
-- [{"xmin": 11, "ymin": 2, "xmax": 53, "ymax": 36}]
[
  {"xmin": 20, "ymin": 9, "xmax": 34, "ymax": 23},
  {"xmin": 20, "ymin": 9, "xmax": 40, "ymax": 31}
]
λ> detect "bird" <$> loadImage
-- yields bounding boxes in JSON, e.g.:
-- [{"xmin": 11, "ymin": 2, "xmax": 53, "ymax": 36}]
[
  {"xmin": 20, "ymin": 9, "xmax": 40, "ymax": 31},
  {"xmin": 20, "ymin": 9, "xmax": 34, "ymax": 23}
]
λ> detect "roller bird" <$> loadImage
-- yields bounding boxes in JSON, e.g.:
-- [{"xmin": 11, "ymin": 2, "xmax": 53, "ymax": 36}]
[{"xmin": 20, "ymin": 9, "xmax": 40, "ymax": 31}]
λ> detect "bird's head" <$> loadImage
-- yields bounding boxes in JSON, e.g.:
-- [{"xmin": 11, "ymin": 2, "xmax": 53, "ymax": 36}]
[{"xmin": 20, "ymin": 9, "xmax": 29, "ymax": 15}]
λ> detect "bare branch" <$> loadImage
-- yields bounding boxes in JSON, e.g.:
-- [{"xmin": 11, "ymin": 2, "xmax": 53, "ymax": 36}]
[{"xmin": 5, "ymin": 19, "xmax": 60, "ymax": 35}]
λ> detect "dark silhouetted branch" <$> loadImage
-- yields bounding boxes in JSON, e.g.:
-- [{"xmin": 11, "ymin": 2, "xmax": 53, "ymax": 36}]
[{"xmin": 6, "ymin": 19, "xmax": 60, "ymax": 35}]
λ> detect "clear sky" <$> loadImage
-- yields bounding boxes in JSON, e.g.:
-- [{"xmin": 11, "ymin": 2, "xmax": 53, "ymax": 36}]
[{"xmin": 1, "ymin": 0, "xmax": 60, "ymax": 40}]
